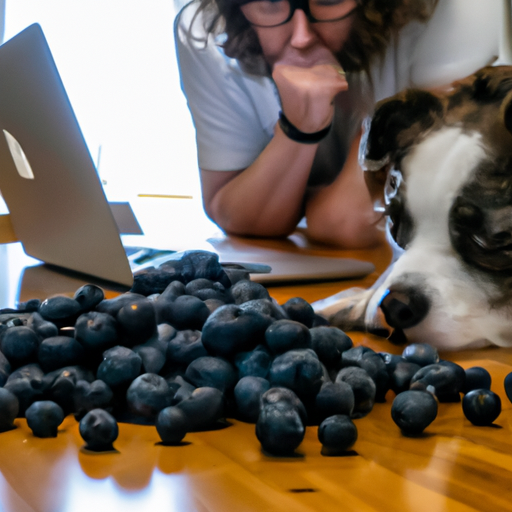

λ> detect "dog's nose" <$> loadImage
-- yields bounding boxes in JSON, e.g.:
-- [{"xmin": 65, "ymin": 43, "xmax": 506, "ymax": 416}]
[{"xmin": 379, "ymin": 286, "xmax": 430, "ymax": 329}]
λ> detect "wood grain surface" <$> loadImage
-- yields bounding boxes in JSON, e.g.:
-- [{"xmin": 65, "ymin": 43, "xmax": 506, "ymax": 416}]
[{"xmin": 1, "ymin": 232, "xmax": 511, "ymax": 512}]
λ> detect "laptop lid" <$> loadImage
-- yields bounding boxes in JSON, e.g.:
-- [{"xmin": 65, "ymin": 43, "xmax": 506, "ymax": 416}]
[{"xmin": 0, "ymin": 23, "xmax": 134, "ymax": 287}]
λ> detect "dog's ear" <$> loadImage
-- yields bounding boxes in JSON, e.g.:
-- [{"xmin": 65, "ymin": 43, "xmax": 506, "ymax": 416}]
[{"xmin": 363, "ymin": 89, "xmax": 444, "ymax": 169}]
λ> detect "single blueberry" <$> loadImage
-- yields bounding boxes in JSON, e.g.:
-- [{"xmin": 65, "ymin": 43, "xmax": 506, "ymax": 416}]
[
  {"xmin": 265, "ymin": 319, "xmax": 311, "ymax": 355},
  {"xmin": 281, "ymin": 297, "xmax": 315, "ymax": 327},
  {"xmin": 463, "ymin": 367, "xmax": 492, "ymax": 394},
  {"xmin": 318, "ymin": 415, "xmax": 358, "ymax": 455},
  {"xmin": 335, "ymin": 366, "xmax": 376, "ymax": 418},
  {"xmin": 462, "ymin": 389, "xmax": 501, "ymax": 426},
  {"xmin": 391, "ymin": 390, "xmax": 438, "ymax": 435},
  {"xmin": 126, "ymin": 373, "xmax": 174, "ymax": 419},
  {"xmin": 0, "ymin": 388, "xmax": 19, "ymax": 432},
  {"xmin": 402, "ymin": 343, "xmax": 439, "ymax": 367},
  {"xmin": 79, "ymin": 408, "xmax": 119, "ymax": 451},
  {"xmin": 156, "ymin": 406, "xmax": 188, "ymax": 444},
  {"xmin": 185, "ymin": 356, "xmax": 237, "ymax": 393},
  {"xmin": 234, "ymin": 376, "xmax": 270, "ymax": 423},
  {"xmin": 25, "ymin": 400, "xmax": 64, "ymax": 438}
]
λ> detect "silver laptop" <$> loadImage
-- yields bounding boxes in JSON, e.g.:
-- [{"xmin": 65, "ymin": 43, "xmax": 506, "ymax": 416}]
[{"xmin": 0, "ymin": 23, "xmax": 375, "ymax": 288}]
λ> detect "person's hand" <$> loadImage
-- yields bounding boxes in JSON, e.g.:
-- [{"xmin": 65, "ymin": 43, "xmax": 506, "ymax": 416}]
[{"xmin": 272, "ymin": 62, "xmax": 348, "ymax": 133}]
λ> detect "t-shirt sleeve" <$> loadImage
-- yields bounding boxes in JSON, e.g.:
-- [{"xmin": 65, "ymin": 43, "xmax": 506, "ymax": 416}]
[{"xmin": 174, "ymin": 4, "xmax": 280, "ymax": 171}]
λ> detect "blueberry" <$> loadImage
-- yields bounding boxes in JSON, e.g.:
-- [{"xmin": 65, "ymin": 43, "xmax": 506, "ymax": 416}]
[
  {"xmin": 340, "ymin": 345, "xmax": 375, "ymax": 367},
  {"xmin": 133, "ymin": 345, "xmax": 166, "ymax": 374},
  {"xmin": 0, "ymin": 388, "xmax": 19, "ymax": 432},
  {"xmin": 318, "ymin": 415, "xmax": 358, "ymax": 455},
  {"xmin": 74, "ymin": 380, "xmax": 114, "ymax": 420},
  {"xmin": 175, "ymin": 387, "xmax": 225, "ymax": 431},
  {"xmin": 201, "ymin": 304, "xmax": 272, "ymax": 358},
  {"xmin": 315, "ymin": 381, "xmax": 355, "ymax": 420},
  {"xmin": 234, "ymin": 345, "xmax": 272, "ymax": 380},
  {"xmin": 505, "ymin": 372, "xmax": 512, "ymax": 404},
  {"xmin": 335, "ymin": 367, "xmax": 376, "ymax": 418},
  {"xmin": 463, "ymin": 367, "xmax": 491, "ymax": 394},
  {"xmin": 38, "ymin": 296, "xmax": 81, "ymax": 328},
  {"xmin": 1, "ymin": 326, "xmax": 39, "ymax": 367},
  {"xmin": 156, "ymin": 295, "xmax": 210, "ymax": 331},
  {"xmin": 260, "ymin": 387, "xmax": 307, "ymax": 424},
  {"xmin": 96, "ymin": 346, "xmax": 142, "ymax": 389},
  {"xmin": 117, "ymin": 299, "xmax": 157, "ymax": 347},
  {"xmin": 231, "ymin": 280, "xmax": 270, "ymax": 304},
  {"xmin": 95, "ymin": 293, "xmax": 147, "ymax": 317},
  {"xmin": 269, "ymin": 349, "xmax": 324, "ymax": 403},
  {"xmin": 156, "ymin": 406, "xmax": 188, "ymax": 444},
  {"xmin": 238, "ymin": 299, "xmax": 287, "ymax": 321},
  {"xmin": 185, "ymin": 356, "xmax": 237, "ymax": 393},
  {"xmin": 42, "ymin": 366, "xmax": 95, "ymax": 414},
  {"xmin": 410, "ymin": 363, "xmax": 464, "ymax": 402},
  {"xmin": 4, "ymin": 365, "xmax": 45, "ymax": 415},
  {"xmin": 281, "ymin": 297, "xmax": 315, "ymax": 327},
  {"xmin": 26, "ymin": 312, "xmax": 58, "ymax": 340},
  {"xmin": 402, "ymin": 343, "xmax": 439, "ymax": 367},
  {"xmin": 74, "ymin": 312, "xmax": 118, "ymax": 352},
  {"xmin": 256, "ymin": 399, "xmax": 306, "ymax": 456},
  {"xmin": 234, "ymin": 376, "xmax": 270, "ymax": 423},
  {"xmin": 79, "ymin": 408, "xmax": 119, "ymax": 451},
  {"xmin": 73, "ymin": 284, "xmax": 105, "ymax": 312},
  {"xmin": 37, "ymin": 336, "xmax": 85, "ymax": 373},
  {"xmin": 166, "ymin": 330, "xmax": 207, "ymax": 366},
  {"xmin": 391, "ymin": 390, "xmax": 438, "ymax": 435},
  {"xmin": 185, "ymin": 278, "xmax": 231, "ymax": 303},
  {"xmin": 309, "ymin": 326, "xmax": 353, "ymax": 367},
  {"xmin": 462, "ymin": 389, "xmax": 501, "ymax": 426},
  {"xmin": 380, "ymin": 353, "xmax": 406, "ymax": 374},
  {"xmin": 0, "ymin": 349, "xmax": 11, "ymax": 387},
  {"xmin": 25, "ymin": 400, "xmax": 64, "ymax": 438},
  {"xmin": 126, "ymin": 373, "xmax": 174, "ymax": 419},
  {"xmin": 265, "ymin": 319, "xmax": 311, "ymax": 355},
  {"xmin": 390, "ymin": 361, "xmax": 421, "ymax": 395}
]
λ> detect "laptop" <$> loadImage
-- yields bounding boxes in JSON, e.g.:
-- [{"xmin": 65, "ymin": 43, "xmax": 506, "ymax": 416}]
[{"xmin": 0, "ymin": 23, "xmax": 375, "ymax": 288}]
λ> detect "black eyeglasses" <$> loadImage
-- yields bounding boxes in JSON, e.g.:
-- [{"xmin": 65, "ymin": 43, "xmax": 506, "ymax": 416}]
[{"xmin": 240, "ymin": 0, "xmax": 359, "ymax": 28}]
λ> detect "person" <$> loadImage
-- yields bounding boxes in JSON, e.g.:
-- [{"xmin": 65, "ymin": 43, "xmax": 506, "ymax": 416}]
[{"xmin": 174, "ymin": 0, "xmax": 501, "ymax": 248}]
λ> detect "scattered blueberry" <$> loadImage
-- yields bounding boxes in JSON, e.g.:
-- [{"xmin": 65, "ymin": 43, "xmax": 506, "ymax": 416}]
[
  {"xmin": 79, "ymin": 408, "xmax": 119, "ymax": 451},
  {"xmin": 0, "ymin": 388, "xmax": 19, "ymax": 432},
  {"xmin": 463, "ymin": 367, "xmax": 491, "ymax": 394},
  {"xmin": 318, "ymin": 415, "xmax": 358, "ymax": 455},
  {"xmin": 462, "ymin": 389, "xmax": 501, "ymax": 426},
  {"xmin": 391, "ymin": 390, "xmax": 438, "ymax": 435},
  {"xmin": 156, "ymin": 406, "xmax": 188, "ymax": 444},
  {"xmin": 402, "ymin": 343, "xmax": 439, "ymax": 367},
  {"xmin": 25, "ymin": 400, "xmax": 64, "ymax": 438}
]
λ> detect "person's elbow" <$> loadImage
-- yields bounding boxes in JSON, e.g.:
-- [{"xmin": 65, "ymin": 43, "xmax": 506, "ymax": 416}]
[{"xmin": 306, "ymin": 208, "xmax": 386, "ymax": 249}]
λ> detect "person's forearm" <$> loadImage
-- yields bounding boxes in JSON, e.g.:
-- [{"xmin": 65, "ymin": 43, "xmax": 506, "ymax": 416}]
[
  {"xmin": 206, "ymin": 124, "xmax": 319, "ymax": 237},
  {"xmin": 305, "ymin": 133, "xmax": 386, "ymax": 248}
]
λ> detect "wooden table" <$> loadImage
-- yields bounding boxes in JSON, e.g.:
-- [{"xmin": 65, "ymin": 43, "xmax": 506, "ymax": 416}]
[{"xmin": 1, "ymin": 219, "xmax": 512, "ymax": 512}]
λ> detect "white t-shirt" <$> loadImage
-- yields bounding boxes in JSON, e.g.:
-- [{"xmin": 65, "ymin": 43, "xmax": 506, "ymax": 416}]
[{"xmin": 174, "ymin": 0, "xmax": 502, "ymax": 176}]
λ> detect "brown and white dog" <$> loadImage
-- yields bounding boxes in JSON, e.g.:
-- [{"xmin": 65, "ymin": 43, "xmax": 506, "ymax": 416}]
[{"xmin": 313, "ymin": 66, "xmax": 512, "ymax": 350}]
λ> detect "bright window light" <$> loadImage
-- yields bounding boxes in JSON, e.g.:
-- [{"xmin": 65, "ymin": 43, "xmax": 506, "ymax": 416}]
[{"xmin": 3, "ymin": 0, "xmax": 200, "ymax": 201}]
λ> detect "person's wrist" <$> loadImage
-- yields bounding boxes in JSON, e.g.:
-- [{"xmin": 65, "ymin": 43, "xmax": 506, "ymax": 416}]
[{"xmin": 278, "ymin": 111, "xmax": 331, "ymax": 144}]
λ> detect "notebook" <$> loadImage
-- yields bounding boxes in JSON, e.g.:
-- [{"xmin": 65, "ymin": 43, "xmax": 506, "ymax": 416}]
[{"xmin": 0, "ymin": 23, "xmax": 375, "ymax": 288}]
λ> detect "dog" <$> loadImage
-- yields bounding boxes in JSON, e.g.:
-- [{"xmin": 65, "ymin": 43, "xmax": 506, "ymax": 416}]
[{"xmin": 313, "ymin": 65, "xmax": 512, "ymax": 351}]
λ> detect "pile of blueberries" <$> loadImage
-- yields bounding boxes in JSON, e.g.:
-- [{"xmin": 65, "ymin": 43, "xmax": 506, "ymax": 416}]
[{"xmin": 0, "ymin": 250, "xmax": 509, "ymax": 455}]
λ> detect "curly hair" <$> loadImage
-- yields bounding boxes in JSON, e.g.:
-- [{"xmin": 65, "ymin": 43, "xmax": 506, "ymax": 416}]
[{"xmin": 192, "ymin": 0, "xmax": 438, "ymax": 76}]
